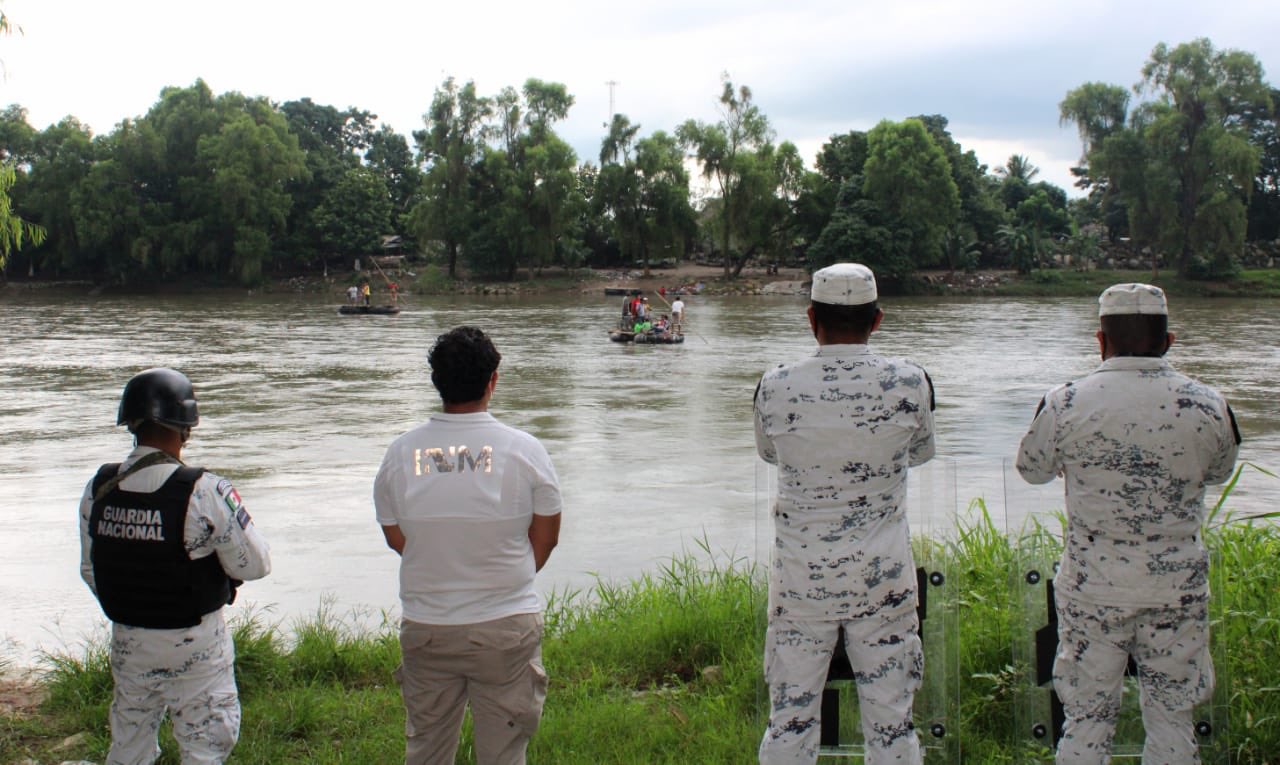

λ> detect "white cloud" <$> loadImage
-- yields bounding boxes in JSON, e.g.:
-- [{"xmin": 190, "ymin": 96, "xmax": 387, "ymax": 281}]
[{"xmin": 0, "ymin": 0, "xmax": 1276, "ymax": 200}]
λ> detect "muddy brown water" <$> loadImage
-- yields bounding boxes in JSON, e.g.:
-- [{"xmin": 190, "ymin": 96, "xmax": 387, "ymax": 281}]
[{"xmin": 2, "ymin": 290, "xmax": 1275, "ymax": 664}]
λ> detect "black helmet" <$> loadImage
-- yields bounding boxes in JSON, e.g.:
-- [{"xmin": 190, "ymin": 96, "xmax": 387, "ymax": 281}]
[{"xmin": 117, "ymin": 368, "xmax": 200, "ymax": 431}]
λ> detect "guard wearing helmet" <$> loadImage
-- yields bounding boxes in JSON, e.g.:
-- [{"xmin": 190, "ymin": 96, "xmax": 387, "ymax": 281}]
[{"xmin": 79, "ymin": 367, "xmax": 271, "ymax": 765}]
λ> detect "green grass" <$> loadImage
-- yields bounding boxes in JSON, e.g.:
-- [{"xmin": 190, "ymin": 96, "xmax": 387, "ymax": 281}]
[{"xmin": 6, "ymin": 475, "xmax": 1279, "ymax": 764}]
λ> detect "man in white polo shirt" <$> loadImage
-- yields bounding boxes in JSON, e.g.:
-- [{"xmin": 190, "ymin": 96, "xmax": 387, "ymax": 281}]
[{"xmin": 375, "ymin": 326, "xmax": 563, "ymax": 765}]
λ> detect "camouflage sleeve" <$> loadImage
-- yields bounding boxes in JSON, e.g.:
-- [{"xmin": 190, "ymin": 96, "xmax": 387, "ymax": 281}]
[
  {"xmin": 78, "ymin": 477, "xmax": 97, "ymax": 595},
  {"xmin": 753, "ymin": 377, "xmax": 777, "ymax": 465},
  {"xmin": 194, "ymin": 472, "xmax": 272, "ymax": 582},
  {"xmin": 1204, "ymin": 403, "xmax": 1241, "ymax": 485},
  {"xmin": 1016, "ymin": 394, "xmax": 1059, "ymax": 484},
  {"xmin": 908, "ymin": 368, "xmax": 936, "ymax": 467}
]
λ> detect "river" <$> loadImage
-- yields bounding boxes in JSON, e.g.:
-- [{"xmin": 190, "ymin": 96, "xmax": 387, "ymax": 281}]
[{"xmin": 1, "ymin": 288, "xmax": 1276, "ymax": 665}]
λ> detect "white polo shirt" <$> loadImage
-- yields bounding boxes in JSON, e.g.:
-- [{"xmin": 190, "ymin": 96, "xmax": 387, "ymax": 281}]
[{"xmin": 374, "ymin": 412, "xmax": 563, "ymax": 625}]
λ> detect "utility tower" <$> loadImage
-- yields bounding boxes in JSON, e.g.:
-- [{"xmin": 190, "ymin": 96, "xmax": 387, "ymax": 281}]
[{"xmin": 604, "ymin": 80, "xmax": 619, "ymax": 127}]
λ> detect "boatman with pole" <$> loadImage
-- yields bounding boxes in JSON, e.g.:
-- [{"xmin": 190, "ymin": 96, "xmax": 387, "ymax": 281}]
[
  {"xmin": 1016, "ymin": 283, "xmax": 1240, "ymax": 764},
  {"xmin": 753, "ymin": 263, "xmax": 936, "ymax": 764},
  {"xmin": 79, "ymin": 367, "xmax": 272, "ymax": 764}
]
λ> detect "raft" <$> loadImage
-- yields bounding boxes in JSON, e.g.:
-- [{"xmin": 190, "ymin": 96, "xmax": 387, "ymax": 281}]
[
  {"xmin": 610, "ymin": 330, "xmax": 685, "ymax": 344},
  {"xmin": 339, "ymin": 305, "xmax": 401, "ymax": 315}
]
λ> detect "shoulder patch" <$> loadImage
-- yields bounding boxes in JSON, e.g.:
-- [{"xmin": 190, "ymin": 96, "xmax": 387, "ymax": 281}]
[
  {"xmin": 236, "ymin": 507, "xmax": 252, "ymax": 529},
  {"xmin": 219, "ymin": 482, "xmax": 244, "ymax": 516}
]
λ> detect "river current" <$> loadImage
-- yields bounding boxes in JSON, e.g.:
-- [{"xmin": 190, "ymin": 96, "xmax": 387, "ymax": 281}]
[{"xmin": 1, "ymin": 288, "xmax": 1276, "ymax": 665}]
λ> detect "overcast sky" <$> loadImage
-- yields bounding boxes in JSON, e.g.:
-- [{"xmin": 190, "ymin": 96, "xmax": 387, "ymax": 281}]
[{"xmin": 2, "ymin": 0, "xmax": 1277, "ymax": 196}]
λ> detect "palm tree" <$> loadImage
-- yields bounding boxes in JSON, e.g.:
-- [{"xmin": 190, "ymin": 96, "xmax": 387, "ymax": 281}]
[
  {"xmin": 941, "ymin": 224, "xmax": 980, "ymax": 274},
  {"xmin": 997, "ymin": 222, "xmax": 1037, "ymax": 274},
  {"xmin": 996, "ymin": 154, "xmax": 1041, "ymax": 184}
]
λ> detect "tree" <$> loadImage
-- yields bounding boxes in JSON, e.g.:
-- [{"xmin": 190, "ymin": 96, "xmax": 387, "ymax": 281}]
[
  {"xmin": 0, "ymin": 11, "xmax": 47, "ymax": 272},
  {"xmin": 280, "ymin": 98, "xmax": 378, "ymax": 269},
  {"xmin": 913, "ymin": 115, "xmax": 1005, "ymax": 251},
  {"xmin": 0, "ymin": 104, "xmax": 35, "ymax": 164},
  {"xmin": 598, "ymin": 118, "xmax": 696, "ymax": 275},
  {"xmin": 728, "ymin": 140, "xmax": 805, "ymax": 277},
  {"xmin": 516, "ymin": 79, "xmax": 579, "ymax": 275},
  {"xmin": 862, "ymin": 118, "xmax": 959, "ymax": 274},
  {"xmin": 1059, "ymin": 82, "xmax": 1130, "ymax": 182},
  {"xmin": 460, "ymin": 79, "xmax": 579, "ymax": 280},
  {"xmin": 1140, "ymin": 39, "xmax": 1270, "ymax": 276},
  {"xmin": 1060, "ymin": 83, "xmax": 1133, "ymax": 240},
  {"xmin": 195, "ymin": 99, "xmax": 308, "ymax": 283},
  {"xmin": 1070, "ymin": 39, "xmax": 1271, "ymax": 277},
  {"xmin": 1015, "ymin": 190, "xmax": 1069, "ymax": 270},
  {"xmin": 311, "ymin": 166, "xmax": 393, "ymax": 261},
  {"xmin": 997, "ymin": 222, "xmax": 1037, "ymax": 274},
  {"xmin": 1245, "ymin": 87, "xmax": 1280, "ymax": 241},
  {"xmin": 365, "ymin": 124, "xmax": 422, "ymax": 219},
  {"xmin": 410, "ymin": 78, "xmax": 490, "ymax": 277},
  {"xmin": 19, "ymin": 118, "xmax": 95, "ymax": 276},
  {"xmin": 791, "ymin": 131, "xmax": 869, "ymax": 261},
  {"xmin": 0, "ymin": 162, "xmax": 44, "ymax": 271},
  {"xmin": 678, "ymin": 74, "xmax": 775, "ymax": 278},
  {"xmin": 807, "ymin": 176, "xmax": 910, "ymax": 279}
]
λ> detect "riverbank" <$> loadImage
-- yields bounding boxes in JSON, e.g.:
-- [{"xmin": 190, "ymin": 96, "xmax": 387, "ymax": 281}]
[
  {"xmin": 6, "ymin": 265, "xmax": 1280, "ymax": 300},
  {"xmin": 5, "ymin": 485, "xmax": 1277, "ymax": 764},
  {"xmin": 305, "ymin": 264, "xmax": 1280, "ymax": 299}
]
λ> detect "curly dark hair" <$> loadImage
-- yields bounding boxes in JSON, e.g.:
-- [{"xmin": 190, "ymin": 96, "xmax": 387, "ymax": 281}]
[{"xmin": 428, "ymin": 326, "xmax": 502, "ymax": 404}]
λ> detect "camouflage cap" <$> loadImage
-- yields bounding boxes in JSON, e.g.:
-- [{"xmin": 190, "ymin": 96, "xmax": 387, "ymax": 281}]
[
  {"xmin": 1098, "ymin": 283, "xmax": 1167, "ymax": 316},
  {"xmin": 811, "ymin": 263, "xmax": 877, "ymax": 306}
]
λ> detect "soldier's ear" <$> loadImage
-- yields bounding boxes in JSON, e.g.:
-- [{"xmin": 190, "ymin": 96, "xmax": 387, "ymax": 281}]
[{"xmin": 806, "ymin": 305, "xmax": 817, "ymax": 337}]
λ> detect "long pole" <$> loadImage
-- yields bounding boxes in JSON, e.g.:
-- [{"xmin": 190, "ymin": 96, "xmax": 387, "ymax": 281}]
[
  {"xmin": 648, "ymin": 289, "xmax": 708, "ymax": 345},
  {"xmin": 367, "ymin": 253, "xmax": 404, "ymax": 306}
]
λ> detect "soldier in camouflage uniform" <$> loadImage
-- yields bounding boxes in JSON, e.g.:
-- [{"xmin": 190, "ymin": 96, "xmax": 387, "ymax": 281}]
[
  {"xmin": 80, "ymin": 368, "xmax": 272, "ymax": 765},
  {"xmin": 753, "ymin": 263, "xmax": 936, "ymax": 765},
  {"xmin": 1017, "ymin": 283, "xmax": 1240, "ymax": 764}
]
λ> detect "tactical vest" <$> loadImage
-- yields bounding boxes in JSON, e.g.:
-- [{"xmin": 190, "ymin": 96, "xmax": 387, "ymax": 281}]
[{"xmin": 88, "ymin": 463, "xmax": 232, "ymax": 629}]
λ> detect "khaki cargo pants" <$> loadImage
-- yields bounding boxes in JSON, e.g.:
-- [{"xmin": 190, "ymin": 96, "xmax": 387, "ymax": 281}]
[{"xmin": 396, "ymin": 613, "xmax": 548, "ymax": 765}]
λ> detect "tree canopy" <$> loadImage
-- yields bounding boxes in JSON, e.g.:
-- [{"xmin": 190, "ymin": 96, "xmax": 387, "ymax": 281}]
[{"xmin": 3, "ymin": 37, "xmax": 1279, "ymax": 287}]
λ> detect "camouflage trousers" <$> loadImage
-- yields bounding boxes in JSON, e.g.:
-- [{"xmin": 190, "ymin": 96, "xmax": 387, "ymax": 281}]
[
  {"xmin": 106, "ymin": 613, "xmax": 240, "ymax": 765},
  {"xmin": 1053, "ymin": 594, "xmax": 1213, "ymax": 765},
  {"xmin": 759, "ymin": 611, "xmax": 923, "ymax": 765}
]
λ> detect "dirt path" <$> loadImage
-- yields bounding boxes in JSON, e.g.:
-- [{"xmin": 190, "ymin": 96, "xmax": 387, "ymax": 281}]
[{"xmin": 0, "ymin": 668, "xmax": 47, "ymax": 719}]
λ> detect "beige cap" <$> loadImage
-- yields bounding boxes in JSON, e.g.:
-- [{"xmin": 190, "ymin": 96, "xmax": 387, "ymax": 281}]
[
  {"xmin": 811, "ymin": 263, "xmax": 877, "ymax": 306},
  {"xmin": 1098, "ymin": 283, "xmax": 1167, "ymax": 316}
]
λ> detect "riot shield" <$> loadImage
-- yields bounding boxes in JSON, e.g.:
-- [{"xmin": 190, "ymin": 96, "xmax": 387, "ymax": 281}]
[
  {"xmin": 753, "ymin": 458, "xmax": 959, "ymax": 762},
  {"xmin": 1006, "ymin": 460, "xmax": 1227, "ymax": 762}
]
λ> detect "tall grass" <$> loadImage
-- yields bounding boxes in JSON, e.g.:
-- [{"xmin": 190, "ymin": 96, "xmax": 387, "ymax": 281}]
[{"xmin": 6, "ymin": 474, "xmax": 1277, "ymax": 763}]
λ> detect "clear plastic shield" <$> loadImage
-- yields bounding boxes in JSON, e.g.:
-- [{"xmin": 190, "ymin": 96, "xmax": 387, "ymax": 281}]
[
  {"xmin": 1006, "ymin": 461, "xmax": 1226, "ymax": 762},
  {"xmin": 1006, "ymin": 463, "xmax": 1063, "ymax": 763},
  {"xmin": 754, "ymin": 458, "xmax": 959, "ymax": 762},
  {"xmin": 908, "ymin": 458, "xmax": 961, "ymax": 761}
]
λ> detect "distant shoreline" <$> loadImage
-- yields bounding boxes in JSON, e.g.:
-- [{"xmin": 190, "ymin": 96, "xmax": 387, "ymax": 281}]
[{"xmin": 5, "ymin": 265, "xmax": 1280, "ymax": 299}]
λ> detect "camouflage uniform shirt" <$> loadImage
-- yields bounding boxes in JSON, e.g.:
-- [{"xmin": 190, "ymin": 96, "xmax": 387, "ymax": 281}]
[
  {"xmin": 1017, "ymin": 356, "xmax": 1239, "ymax": 609},
  {"xmin": 754, "ymin": 343, "xmax": 936, "ymax": 621}
]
